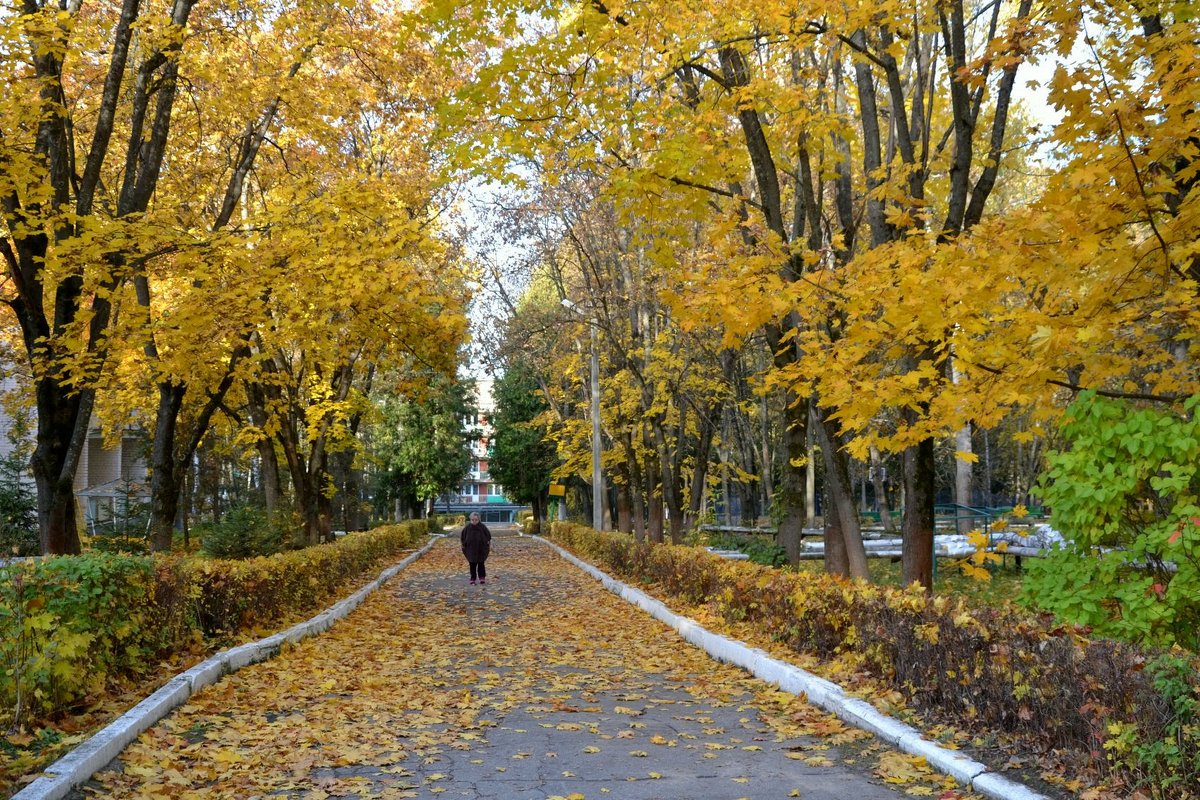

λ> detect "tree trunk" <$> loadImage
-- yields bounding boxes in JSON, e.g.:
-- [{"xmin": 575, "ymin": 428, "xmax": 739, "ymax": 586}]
[
  {"xmin": 685, "ymin": 410, "xmax": 716, "ymax": 531},
  {"xmin": 822, "ymin": 483, "xmax": 849, "ymax": 576},
  {"xmin": 149, "ymin": 384, "xmax": 186, "ymax": 551},
  {"xmin": 805, "ymin": 421, "xmax": 817, "ymax": 529},
  {"xmin": 533, "ymin": 495, "xmax": 547, "ymax": 531},
  {"xmin": 631, "ymin": 473, "xmax": 645, "ymax": 542},
  {"xmin": 902, "ymin": 422, "xmax": 937, "ymax": 591},
  {"xmin": 759, "ymin": 393, "xmax": 772, "ymax": 524},
  {"xmin": 33, "ymin": 473, "xmax": 81, "ymax": 556},
  {"xmin": 30, "ymin": 387, "xmax": 88, "ymax": 554},
  {"xmin": 147, "ymin": 359, "xmax": 241, "ymax": 552},
  {"xmin": 625, "ymin": 433, "xmax": 646, "ymax": 541},
  {"xmin": 647, "ymin": 490, "xmax": 664, "ymax": 544},
  {"xmin": 247, "ymin": 385, "xmax": 281, "ymax": 514},
  {"xmin": 260, "ymin": 439, "xmax": 282, "ymax": 514},
  {"xmin": 816, "ymin": 409, "xmax": 870, "ymax": 580},
  {"xmin": 773, "ymin": 393, "xmax": 808, "ymax": 564},
  {"xmin": 654, "ymin": 419, "xmax": 685, "ymax": 544},
  {"xmin": 983, "ymin": 428, "xmax": 993, "ymax": 508},
  {"xmin": 617, "ymin": 483, "xmax": 632, "ymax": 533}
]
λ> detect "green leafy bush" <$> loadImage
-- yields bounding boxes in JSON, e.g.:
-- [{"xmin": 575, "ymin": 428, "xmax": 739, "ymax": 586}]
[
  {"xmin": 1107, "ymin": 652, "xmax": 1200, "ymax": 793},
  {"xmin": 197, "ymin": 506, "xmax": 290, "ymax": 559},
  {"xmin": 0, "ymin": 554, "xmax": 166, "ymax": 723},
  {"xmin": 0, "ymin": 483, "xmax": 37, "ymax": 557},
  {"xmin": 1, "ymin": 520, "xmax": 431, "ymax": 724},
  {"xmin": 1025, "ymin": 392, "xmax": 1200, "ymax": 647},
  {"xmin": 549, "ymin": 522, "xmax": 1200, "ymax": 795}
]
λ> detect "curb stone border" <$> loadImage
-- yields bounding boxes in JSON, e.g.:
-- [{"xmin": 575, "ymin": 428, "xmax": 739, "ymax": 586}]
[
  {"xmin": 536, "ymin": 535, "xmax": 1048, "ymax": 800},
  {"xmin": 12, "ymin": 535, "xmax": 443, "ymax": 800}
]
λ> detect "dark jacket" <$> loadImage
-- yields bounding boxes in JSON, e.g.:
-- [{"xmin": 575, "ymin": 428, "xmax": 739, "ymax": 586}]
[{"xmin": 461, "ymin": 521, "xmax": 492, "ymax": 562}]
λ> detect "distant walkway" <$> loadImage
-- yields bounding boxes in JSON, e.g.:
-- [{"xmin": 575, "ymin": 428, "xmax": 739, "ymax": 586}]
[{"xmin": 71, "ymin": 531, "xmax": 936, "ymax": 799}]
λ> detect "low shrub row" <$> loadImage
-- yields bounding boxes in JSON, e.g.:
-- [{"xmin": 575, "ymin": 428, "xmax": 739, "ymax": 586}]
[
  {"xmin": 549, "ymin": 523, "xmax": 1200, "ymax": 796},
  {"xmin": 0, "ymin": 519, "xmax": 435, "ymax": 725}
]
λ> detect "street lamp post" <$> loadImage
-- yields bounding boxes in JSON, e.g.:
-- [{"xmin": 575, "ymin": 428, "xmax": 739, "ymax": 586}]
[
  {"xmin": 589, "ymin": 323, "xmax": 603, "ymax": 532},
  {"xmin": 563, "ymin": 299, "xmax": 605, "ymax": 531}
]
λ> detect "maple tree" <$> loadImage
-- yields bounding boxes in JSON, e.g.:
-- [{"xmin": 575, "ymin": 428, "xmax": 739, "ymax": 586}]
[
  {"xmin": 2, "ymin": 0, "xmax": 471, "ymax": 553},
  {"xmin": 536, "ymin": 180, "xmax": 736, "ymax": 543},
  {"xmin": 2, "ymin": 0, "xmax": 205, "ymax": 553},
  {"xmin": 431, "ymin": 0, "xmax": 1198, "ymax": 592},
  {"xmin": 428, "ymin": 0, "xmax": 1042, "ymax": 583}
]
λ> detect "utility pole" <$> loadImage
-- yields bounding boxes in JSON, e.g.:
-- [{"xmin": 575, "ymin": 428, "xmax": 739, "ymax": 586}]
[{"xmin": 590, "ymin": 323, "xmax": 603, "ymax": 531}]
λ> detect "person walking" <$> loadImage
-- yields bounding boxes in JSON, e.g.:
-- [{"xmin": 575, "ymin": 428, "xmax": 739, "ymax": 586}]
[{"xmin": 461, "ymin": 511, "xmax": 492, "ymax": 585}]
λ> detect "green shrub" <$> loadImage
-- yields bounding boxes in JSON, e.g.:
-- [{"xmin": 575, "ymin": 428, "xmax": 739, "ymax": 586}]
[
  {"xmin": 1104, "ymin": 652, "xmax": 1200, "ymax": 793},
  {"xmin": 197, "ymin": 506, "xmax": 290, "ymax": 559},
  {"xmin": 0, "ymin": 413, "xmax": 38, "ymax": 557},
  {"xmin": 549, "ymin": 522, "xmax": 1200, "ymax": 795},
  {"xmin": 0, "ymin": 486, "xmax": 38, "ymax": 557},
  {"xmin": 0, "ymin": 554, "xmax": 167, "ymax": 723},
  {"xmin": 1, "ymin": 520, "xmax": 430, "ymax": 725},
  {"xmin": 1025, "ymin": 392, "xmax": 1200, "ymax": 648}
]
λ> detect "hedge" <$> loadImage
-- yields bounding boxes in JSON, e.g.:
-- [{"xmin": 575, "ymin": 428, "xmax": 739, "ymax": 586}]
[
  {"xmin": 548, "ymin": 523, "xmax": 1200, "ymax": 796},
  {"xmin": 0, "ymin": 519, "xmax": 435, "ymax": 725}
]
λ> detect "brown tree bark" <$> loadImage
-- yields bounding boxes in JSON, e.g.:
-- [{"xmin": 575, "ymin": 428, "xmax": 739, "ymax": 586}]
[
  {"xmin": 901, "ymin": 407, "xmax": 938, "ymax": 590},
  {"xmin": 647, "ymin": 490, "xmax": 664, "ymax": 544},
  {"xmin": 822, "ymin": 483, "xmax": 849, "ymax": 576},
  {"xmin": 815, "ymin": 409, "xmax": 870, "ymax": 579},
  {"xmin": 616, "ymin": 482, "xmax": 632, "ymax": 534}
]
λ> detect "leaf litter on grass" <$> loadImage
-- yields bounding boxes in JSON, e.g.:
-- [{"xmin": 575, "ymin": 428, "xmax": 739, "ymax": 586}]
[{"xmin": 69, "ymin": 537, "xmax": 977, "ymax": 799}]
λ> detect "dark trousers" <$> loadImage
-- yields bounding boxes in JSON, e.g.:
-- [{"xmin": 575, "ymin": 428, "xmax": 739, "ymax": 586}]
[{"xmin": 469, "ymin": 560, "xmax": 487, "ymax": 581}]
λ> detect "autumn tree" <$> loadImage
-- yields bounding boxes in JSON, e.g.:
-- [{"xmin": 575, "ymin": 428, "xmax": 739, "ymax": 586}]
[
  {"xmin": 2, "ymin": 0, "xmax": 204, "ymax": 553},
  {"xmin": 427, "ymin": 0, "xmax": 1054, "ymax": 588}
]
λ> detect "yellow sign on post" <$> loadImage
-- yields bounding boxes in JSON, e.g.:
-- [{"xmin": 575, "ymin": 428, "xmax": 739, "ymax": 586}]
[{"xmin": 548, "ymin": 483, "xmax": 566, "ymax": 497}]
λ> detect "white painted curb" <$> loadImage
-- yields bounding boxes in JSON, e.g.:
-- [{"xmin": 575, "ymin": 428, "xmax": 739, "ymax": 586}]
[
  {"xmin": 12, "ymin": 535, "xmax": 441, "ymax": 800},
  {"xmin": 535, "ymin": 536, "xmax": 1048, "ymax": 800}
]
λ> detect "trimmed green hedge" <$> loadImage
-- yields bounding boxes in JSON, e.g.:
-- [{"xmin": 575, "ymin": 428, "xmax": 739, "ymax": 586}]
[
  {"xmin": 549, "ymin": 523, "xmax": 1200, "ymax": 796},
  {"xmin": 1, "ymin": 520, "xmax": 432, "ymax": 724}
]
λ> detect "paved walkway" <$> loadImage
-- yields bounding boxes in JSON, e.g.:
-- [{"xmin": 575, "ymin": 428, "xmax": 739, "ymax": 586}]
[{"xmin": 71, "ymin": 530, "xmax": 944, "ymax": 799}]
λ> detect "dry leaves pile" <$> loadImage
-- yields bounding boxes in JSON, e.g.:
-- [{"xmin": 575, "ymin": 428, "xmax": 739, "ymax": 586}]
[{"xmin": 69, "ymin": 537, "xmax": 976, "ymax": 799}]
